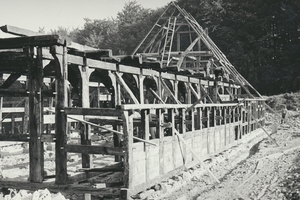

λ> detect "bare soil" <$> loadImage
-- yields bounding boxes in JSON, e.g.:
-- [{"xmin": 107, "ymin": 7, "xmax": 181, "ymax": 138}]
[
  {"xmin": 161, "ymin": 114, "xmax": 300, "ymax": 200},
  {"xmin": 133, "ymin": 112, "xmax": 300, "ymax": 200}
]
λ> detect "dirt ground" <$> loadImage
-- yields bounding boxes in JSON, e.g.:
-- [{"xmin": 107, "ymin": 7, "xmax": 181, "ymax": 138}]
[
  {"xmin": 1, "ymin": 111, "xmax": 300, "ymax": 200},
  {"xmin": 134, "ymin": 111, "xmax": 300, "ymax": 200}
]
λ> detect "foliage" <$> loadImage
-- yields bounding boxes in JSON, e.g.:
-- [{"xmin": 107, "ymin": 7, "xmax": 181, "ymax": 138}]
[
  {"xmin": 266, "ymin": 91, "xmax": 300, "ymax": 111},
  {"xmin": 50, "ymin": 0, "xmax": 300, "ymax": 95},
  {"xmin": 67, "ymin": 1, "xmax": 164, "ymax": 55}
]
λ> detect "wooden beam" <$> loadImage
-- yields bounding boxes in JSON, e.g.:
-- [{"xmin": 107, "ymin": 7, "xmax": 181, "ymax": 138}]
[
  {"xmin": 77, "ymin": 162, "xmax": 124, "ymax": 172},
  {"xmin": 1, "ymin": 25, "xmax": 42, "ymax": 36},
  {"xmin": 177, "ymin": 36, "xmax": 201, "ymax": 69},
  {"xmin": 67, "ymin": 115, "xmax": 157, "ymax": 146},
  {"xmin": 199, "ymin": 84, "xmax": 213, "ymax": 103},
  {"xmin": 64, "ymin": 107, "xmax": 122, "ymax": 117},
  {"xmin": 65, "ymin": 144, "xmax": 124, "ymax": 156},
  {"xmin": 160, "ymin": 78, "xmax": 181, "ymax": 104},
  {"xmin": 0, "ymin": 180, "xmax": 121, "ymax": 196},
  {"xmin": 0, "ymin": 134, "xmax": 29, "ymax": 141},
  {"xmin": 149, "ymin": 88, "xmax": 165, "ymax": 104},
  {"xmin": 185, "ymin": 93, "xmax": 207, "ymax": 113},
  {"xmin": 0, "ymin": 35, "xmax": 63, "ymax": 49},
  {"xmin": 0, "ymin": 72, "xmax": 22, "ymax": 89},
  {"xmin": 115, "ymin": 72, "xmax": 140, "ymax": 104}
]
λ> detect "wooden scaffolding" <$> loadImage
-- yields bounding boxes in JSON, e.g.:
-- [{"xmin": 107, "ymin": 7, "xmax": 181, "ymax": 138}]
[{"xmin": 0, "ymin": 3, "xmax": 266, "ymax": 199}]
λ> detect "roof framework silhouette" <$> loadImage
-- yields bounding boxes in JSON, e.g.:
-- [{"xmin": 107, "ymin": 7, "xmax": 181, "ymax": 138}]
[{"xmin": 133, "ymin": 2, "xmax": 262, "ymax": 98}]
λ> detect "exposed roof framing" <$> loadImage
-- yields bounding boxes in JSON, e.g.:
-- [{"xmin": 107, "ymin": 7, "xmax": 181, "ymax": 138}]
[{"xmin": 132, "ymin": 2, "xmax": 262, "ymax": 97}]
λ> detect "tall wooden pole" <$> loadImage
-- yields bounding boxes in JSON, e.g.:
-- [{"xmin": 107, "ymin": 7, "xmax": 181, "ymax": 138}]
[
  {"xmin": 80, "ymin": 66, "xmax": 92, "ymax": 168},
  {"xmin": 28, "ymin": 47, "xmax": 44, "ymax": 182},
  {"xmin": 53, "ymin": 45, "xmax": 68, "ymax": 184}
]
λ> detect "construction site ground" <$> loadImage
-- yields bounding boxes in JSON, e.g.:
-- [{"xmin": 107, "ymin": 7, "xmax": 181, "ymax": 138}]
[
  {"xmin": 0, "ymin": 111, "xmax": 300, "ymax": 200},
  {"xmin": 134, "ymin": 111, "xmax": 300, "ymax": 200}
]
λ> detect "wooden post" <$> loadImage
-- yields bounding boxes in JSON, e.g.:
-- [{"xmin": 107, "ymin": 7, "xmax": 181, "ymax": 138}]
[
  {"xmin": 0, "ymin": 73, "xmax": 2, "ymax": 134},
  {"xmin": 139, "ymin": 74, "xmax": 144, "ymax": 104},
  {"xmin": 157, "ymin": 108, "xmax": 164, "ymax": 174},
  {"xmin": 54, "ymin": 46, "xmax": 68, "ymax": 184},
  {"xmin": 28, "ymin": 47, "xmax": 44, "ymax": 182},
  {"xmin": 168, "ymin": 108, "xmax": 176, "ymax": 169},
  {"xmin": 141, "ymin": 109, "xmax": 150, "ymax": 182},
  {"xmin": 22, "ymin": 96, "xmax": 29, "ymax": 134},
  {"xmin": 207, "ymin": 108, "xmax": 211, "ymax": 154},
  {"xmin": 122, "ymin": 111, "xmax": 134, "ymax": 192},
  {"xmin": 0, "ymin": 96, "xmax": 2, "ymax": 134},
  {"xmin": 179, "ymin": 108, "xmax": 186, "ymax": 163},
  {"xmin": 80, "ymin": 66, "xmax": 92, "ymax": 168},
  {"xmin": 11, "ymin": 114, "xmax": 15, "ymax": 134}
]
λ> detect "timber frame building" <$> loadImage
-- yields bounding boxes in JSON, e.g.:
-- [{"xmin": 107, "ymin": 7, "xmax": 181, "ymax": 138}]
[{"xmin": 0, "ymin": 3, "xmax": 265, "ymax": 199}]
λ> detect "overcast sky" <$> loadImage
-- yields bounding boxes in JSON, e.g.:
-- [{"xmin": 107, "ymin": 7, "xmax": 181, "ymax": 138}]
[{"xmin": 0, "ymin": 0, "xmax": 172, "ymax": 38}]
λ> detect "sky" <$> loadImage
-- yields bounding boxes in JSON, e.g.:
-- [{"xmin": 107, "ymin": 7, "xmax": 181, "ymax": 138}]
[{"xmin": 0, "ymin": 0, "xmax": 172, "ymax": 38}]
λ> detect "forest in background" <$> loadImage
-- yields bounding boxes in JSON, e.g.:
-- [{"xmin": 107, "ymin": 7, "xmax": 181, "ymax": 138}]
[{"xmin": 47, "ymin": 0, "xmax": 300, "ymax": 95}]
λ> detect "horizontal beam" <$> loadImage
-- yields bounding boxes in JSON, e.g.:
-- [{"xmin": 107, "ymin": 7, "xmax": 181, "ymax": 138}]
[
  {"xmin": 0, "ymin": 134, "xmax": 29, "ymax": 141},
  {"xmin": 1, "ymin": 25, "xmax": 97, "ymax": 52},
  {"xmin": 0, "ymin": 180, "xmax": 121, "ymax": 196},
  {"xmin": 64, "ymin": 107, "xmax": 122, "ymax": 117},
  {"xmin": 77, "ymin": 162, "xmax": 124, "ymax": 172},
  {"xmin": 0, "ymin": 35, "xmax": 63, "ymax": 49},
  {"xmin": 0, "ymin": 89, "xmax": 54, "ymax": 97},
  {"xmin": 121, "ymin": 102, "xmax": 241, "ymax": 110},
  {"xmin": 139, "ymin": 51, "xmax": 212, "ymax": 57},
  {"xmin": 65, "ymin": 144, "xmax": 124, "ymax": 156},
  {"xmin": 1, "ymin": 25, "xmax": 41, "ymax": 37}
]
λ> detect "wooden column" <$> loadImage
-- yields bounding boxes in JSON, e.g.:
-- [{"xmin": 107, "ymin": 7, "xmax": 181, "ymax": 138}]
[
  {"xmin": 122, "ymin": 110, "xmax": 134, "ymax": 191},
  {"xmin": 139, "ymin": 74, "xmax": 145, "ymax": 104},
  {"xmin": 22, "ymin": 96, "xmax": 29, "ymax": 134},
  {"xmin": 157, "ymin": 108, "xmax": 164, "ymax": 174},
  {"xmin": 28, "ymin": 47, "xmax": 44, "ymax": 182},
  {"xmin": 179, "ymin": 108, "xmax": 186, "ymax": 164},
  {"xmin": 0, "ymin": 73, "xmax": 3, "ymax": 134},
  {"xmin": 54, "ymin": 46, "xmax": 68, "ymax": 184},
  {"xmin": 141, "ymin": 109, "xmax": 150, "ymax": 182},
  {"xmin": 0, "ymin": 96, "xmax": 2, "ymax": 134},
  {"xmin": 80, "ymin": 66, "xmax": 92, "ymax": 168},
  {"xmin": 168, "ymin": 108, "xmax": 176, "ymax": 169},
  {"xmin": 207, "ymin": 108, "xmax": 211, "ymax": 154}
]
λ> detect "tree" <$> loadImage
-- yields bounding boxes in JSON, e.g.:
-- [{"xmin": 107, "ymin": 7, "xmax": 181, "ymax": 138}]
[{"xmin": 116, "ymin": 1, "xmax": 164, "ymax": 54}]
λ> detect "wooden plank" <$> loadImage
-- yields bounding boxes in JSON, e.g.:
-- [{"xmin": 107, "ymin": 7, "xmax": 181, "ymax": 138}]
[
  {"xmin": 63, "ymin": 107, "xmax": 122, "ymax": 116},
  {"xmin": 28, "ymin": 47, "xmax": 44, "ymax": 183},
  {"xmin": 0, "ymin": 35, "xmax": 63, "ymax": 49},
  {"xmin": 65, "ymin": 144, "xmax": 124, "ymax": 156}
]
